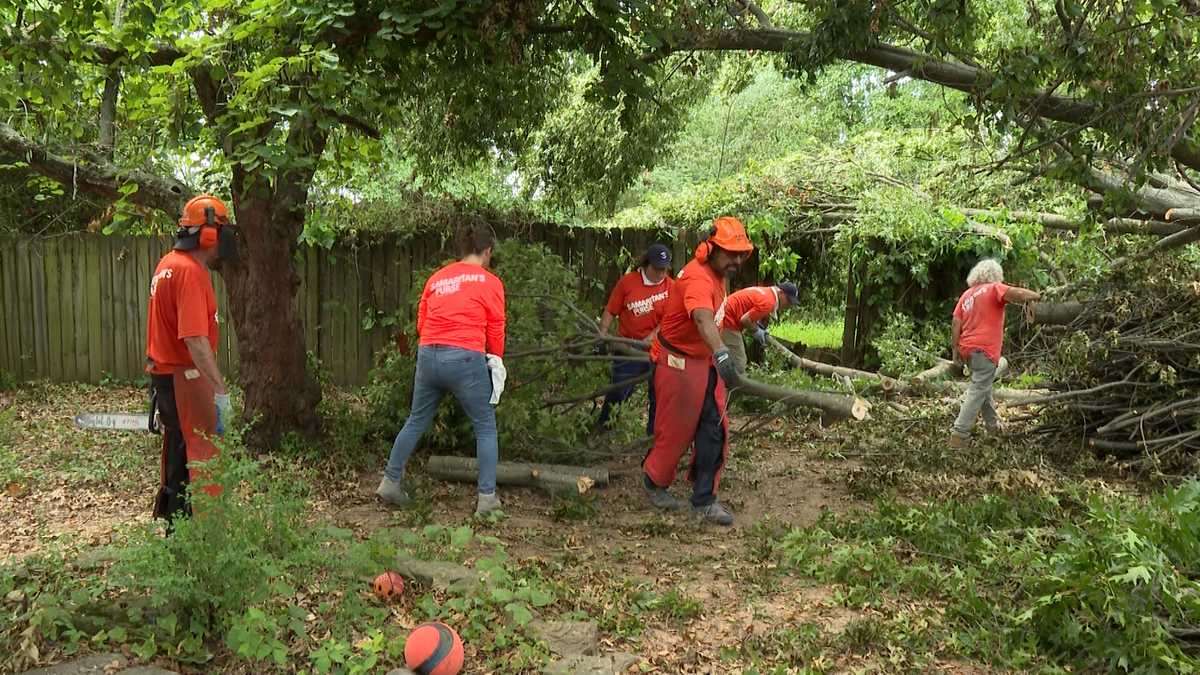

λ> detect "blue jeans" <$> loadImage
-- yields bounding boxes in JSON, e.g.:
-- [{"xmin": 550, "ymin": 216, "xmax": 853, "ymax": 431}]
[
  {"xmin": 384, "ymin": 346, "xmax": 498, "ymax": 493},
  {"xmin": 596, "ymin": 360, "xmax": 655, "ymax": 436}
]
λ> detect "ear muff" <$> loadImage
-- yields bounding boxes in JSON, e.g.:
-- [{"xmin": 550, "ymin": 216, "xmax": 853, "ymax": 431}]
[
  {"xmin": 199, "ymin": 206, "xmax": 219, "ymax": 249},
  {"xmin": 696, "ymin": 225, "xmax": 718, "ymax": 262}
]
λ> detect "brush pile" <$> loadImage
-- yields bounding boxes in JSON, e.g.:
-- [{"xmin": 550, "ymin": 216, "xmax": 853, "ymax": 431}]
[{"xmin": 1020, "ymin": 257, "xmax": 1200, "ymax": 459}]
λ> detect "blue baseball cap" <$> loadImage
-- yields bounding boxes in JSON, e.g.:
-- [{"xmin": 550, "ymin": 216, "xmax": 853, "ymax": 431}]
[
  {"xmin": 777, "ymin": 282, "xmax": 799, "ymax": 304},
  {"xmin": 643, "ymin": 243, "xmax": 672, "ymax": 269}
]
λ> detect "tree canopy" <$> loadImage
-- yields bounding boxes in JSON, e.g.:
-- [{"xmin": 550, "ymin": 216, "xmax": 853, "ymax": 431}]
[{"xmin": 4, "ymin": 0, "xmax": 1200, "ymax": 444}]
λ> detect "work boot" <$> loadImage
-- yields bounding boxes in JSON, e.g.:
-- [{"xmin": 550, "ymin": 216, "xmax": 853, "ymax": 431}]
[
  {"xmin": 948, "ymin": 434, "xmax": 967, "ymax": 449},
  {"xmin": 643, "ymin": 477, "xmax": 686, "ymax": 511},
  {"xmin": 475, "ymin": 491, "xmax": 502, "ymax": 516},
  {"xmin": 693, "ymin": 501, "xmax": 735, "ymax": 526},
  {"xmin": 376, "ymin": 476, "xmax": 411, "ymax": 507}
]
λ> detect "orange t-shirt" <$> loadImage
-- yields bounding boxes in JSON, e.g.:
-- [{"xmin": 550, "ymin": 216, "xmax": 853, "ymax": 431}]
[
  {"xmin": 652, "ymin": 258, "xmax": 726, "ymax": 359},
  {"xmin": 145, "ymin": 250, "xmax": 219, "ymax": 373},
  {"xmin": 417, "ymin": 261, "xmax": 506, "ymax": 357},
  {"xmin": 605, "ymin": 270, "xmax": 674, "ymax": 340},
  {"xmin": 953, "ymin": 282, "xmax": 1010, "ymax": 364},
  {"xmin": 719, "ymin": 286, "xmax": 778, "ymax": 331}
]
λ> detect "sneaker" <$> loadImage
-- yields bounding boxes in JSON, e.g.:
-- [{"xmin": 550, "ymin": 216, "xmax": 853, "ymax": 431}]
[
  {"xmin": 376, "ymin": 476, "xmax": 411, "ymax": 507},
  {"xmin": 475, "ymin": 491, "xmax": 502, "ymax": 516},
  {"xmin": 644, "ymin": 483, "xmax": 686, "ymax": 511},
  {"xmin": 693, "ymin": 501, "xmax": 735, "ymax": 526}
]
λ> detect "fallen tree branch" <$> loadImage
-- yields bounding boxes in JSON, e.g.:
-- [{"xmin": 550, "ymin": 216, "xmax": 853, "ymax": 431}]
[
  {"xmin": 768, "ymin": 336, "xmax": 901, "ymax": 392},
  {"xmin": 426, "ymin": 455, "xmax": 607, "ymax": 495},
  {"xmin": 734, "ymin": 376, "xmax": 870, "ymax": 421}
]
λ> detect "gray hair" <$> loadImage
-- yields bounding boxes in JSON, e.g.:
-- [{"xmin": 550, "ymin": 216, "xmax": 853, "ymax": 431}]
[{"xmin": 966, "ymin": 259, "xmax": 1004, "ymax": 287}]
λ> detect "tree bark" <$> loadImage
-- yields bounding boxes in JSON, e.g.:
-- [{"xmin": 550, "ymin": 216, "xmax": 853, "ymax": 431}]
[
  {"xmin": 913, "ymin": 358, "xmax": 957, "ymax": 383},
  {"xmin": 97, "ymin": 0, "xmax": 126, "ymax": 159},
  {"xmin": 736, "ymin": 375, "xmax": 870, "ymax": 421},
  {"xmin": 959, "ymin": 208, "xmax": 1188, "ymax": 236},
  {"xmin": 0, "ymin": 121, "xmax": 192, "ymax": 212},
  {"xmin": 426, "ymin": 455, "xmax": 609, "ymax": 494},
  {"xmin": 1029, "ymin": 301, "xmax": 1086, "ymax": 325},
  {"xmin": 216, "ymin": 118, "xmax": 326, "ymax": 448}
]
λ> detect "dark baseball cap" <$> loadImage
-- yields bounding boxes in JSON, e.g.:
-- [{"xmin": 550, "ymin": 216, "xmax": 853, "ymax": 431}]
[
  {"xmin": 643, "ymin": 243, "xmax": 672, "ymax": 269},
  {"xmin": 777, "ymin": 281, "xmax": 799, "ymax": 303}
]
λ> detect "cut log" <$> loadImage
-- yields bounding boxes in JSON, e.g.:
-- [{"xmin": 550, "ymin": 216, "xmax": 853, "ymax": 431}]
[
  {"xmin": 426, "ymin": 455, "xmax": 608, "ymax": 495},
  {"xmin": 736, "ymin": 376, "xmax": 870, "ymax": 421},
  {"xmin": 768, "ymin": 336, "xmax": 900, "ymax": 392},
  {"xmin": 1029, "ymin": 301, "xmax": 1085, "ymax": 325}
]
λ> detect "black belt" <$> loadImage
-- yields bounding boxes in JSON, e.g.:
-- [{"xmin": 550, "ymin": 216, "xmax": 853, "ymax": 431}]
[{"xmin": 656, "ymin": 332, "xmax": 691, "ymax": 359}]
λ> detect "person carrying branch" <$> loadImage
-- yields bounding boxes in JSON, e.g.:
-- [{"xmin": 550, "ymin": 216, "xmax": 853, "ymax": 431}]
[
  {"xmin": 949, "ymin": 259, "xmax": 1040, "ymax": 447},
  {"xmin": 718, "ymin": 282, "xmax": 799, "ymax": 376},
  {"xmin": 594, "ymin": 243, "xmax": 675, "ymax": 434},
  {"xmin": 145, "ymin": 195, "xmax": 238, "ymax": 529},
  {"xmin": 376, "ymin": 221, "xmax": 508, "ymax": 516},
  {"xmin": 642, "ymin": 217, "xmax": 754, "ymax": 526}
]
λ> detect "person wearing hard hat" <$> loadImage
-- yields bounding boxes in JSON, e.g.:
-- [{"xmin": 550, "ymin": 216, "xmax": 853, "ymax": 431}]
[
  {"xmin": 718, "ymin": 282, "xmax": 799, "ymax": 376},
  {"xmin": 594, "ymin": 243, "xmax": 675, "ymax": 434},
  {"xmin": 145, "ymin": 194, "xmax": 238, "ymax": 529},
  {"xmin": 377, "ymin": 220, "xmax": 508, "ymax": 517},
  {"xmin": 642, "ymin": 216, "xmax": 754, "ymax": 526}
]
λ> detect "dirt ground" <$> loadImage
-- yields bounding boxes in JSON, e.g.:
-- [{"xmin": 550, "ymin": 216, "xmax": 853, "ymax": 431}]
[{"xmin": 0, "ymin": 382, "xmax": 1019, "ymax": 673}]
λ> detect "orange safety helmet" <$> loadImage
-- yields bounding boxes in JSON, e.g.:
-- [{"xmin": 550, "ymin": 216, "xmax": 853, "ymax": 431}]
[
  {"xmin": 175, "ymin": 195, "xmax": 230, "ymax": 250},
  {"xmin": 695, "ymin": 216, "xmax": 754, "ymax": 262}
]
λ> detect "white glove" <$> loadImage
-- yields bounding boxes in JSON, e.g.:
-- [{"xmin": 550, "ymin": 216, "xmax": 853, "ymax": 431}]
[{"xmin": 486, "ymin": 354, "xmax": 506, "ymax": 405}]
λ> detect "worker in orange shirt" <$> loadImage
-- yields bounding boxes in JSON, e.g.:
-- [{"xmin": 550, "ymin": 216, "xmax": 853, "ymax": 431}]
[
  {"xmin": 642, "ymin": 217, "xmax": 754, "ymax": 526},
  {"xmin": 377, "ymin": 222, "xmax": 508, "ymax": 516},
  {"xmin": 146, "ymin": 195, "xmax": 238, "ymax": 528},
  {"xmin": 718, "ymin": 283, "xmax": 799, "ymax": 376},
  {"xmin": 594, "ymin": 244, "xmax": 675, "ymax": 434}
]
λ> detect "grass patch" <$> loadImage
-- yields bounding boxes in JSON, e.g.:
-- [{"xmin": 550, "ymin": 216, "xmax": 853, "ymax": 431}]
[
  {"xmin": 771, "ymin": 319, "xmax": 842, "ymax": 349},
  {"xmin": 766, "ymin": 483, "xmax": 1200, "ymax": 673}
]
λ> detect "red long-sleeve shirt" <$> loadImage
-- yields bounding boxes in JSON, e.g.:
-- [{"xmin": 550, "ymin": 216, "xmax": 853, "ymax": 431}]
[{"xmin": 417, "ymin": 261, "xmax": 506, "ymax": 357}]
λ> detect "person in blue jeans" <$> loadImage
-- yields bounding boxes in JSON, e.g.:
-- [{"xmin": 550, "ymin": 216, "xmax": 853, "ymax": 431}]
[
  {"xmin": 376, "ymin": 221, "xmax": 508, "ymax": 516},
  {"xmin": 594, "ymin": 244, "xmax": 675, "ymax": 435}
]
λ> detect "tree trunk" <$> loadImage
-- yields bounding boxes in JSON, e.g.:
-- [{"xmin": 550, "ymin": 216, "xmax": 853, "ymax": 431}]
[{"xmin": 222, "ymin": 194, "xmax": 321, "ymax": 449}]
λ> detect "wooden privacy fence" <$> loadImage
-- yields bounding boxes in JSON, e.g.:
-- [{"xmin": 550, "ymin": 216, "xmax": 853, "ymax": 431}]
[{"xmin": 0, "ymin": 225, "xmax": 735, "ymax": 386}]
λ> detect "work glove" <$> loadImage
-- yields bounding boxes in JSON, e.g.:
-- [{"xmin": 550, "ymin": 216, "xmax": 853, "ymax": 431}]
[
  {"xmin": 214, "ymin": 392, "xmax": 232, "ymax": 436},
  {"xmin": 714, "ymin": 348, "xmax": 740, "ymax": 387},
  {"xmin": 592, "ymin": 341, "xmax": 608, "ymax": 356},
  {"xmin": 752, "ymin": 325, "xmax": 770, "ymax": 346},
  {"xmin": 486, "ymin": 354, "xmax": 507, "ymax": 405}
]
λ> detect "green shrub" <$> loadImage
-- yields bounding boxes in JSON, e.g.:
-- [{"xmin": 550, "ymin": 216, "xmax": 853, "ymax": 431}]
[{"xmin": 872, "ymin": 312, "xmax": 947, "ymax": 376}]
